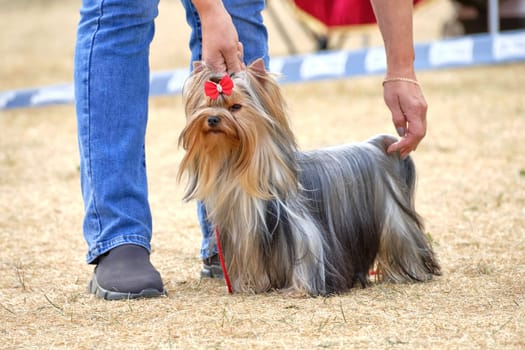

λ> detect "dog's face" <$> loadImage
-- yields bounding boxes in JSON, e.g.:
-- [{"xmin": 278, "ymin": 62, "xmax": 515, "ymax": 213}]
[
  {"xmin": 180, "ymin": 59, "xmax": 290, "ymax": 162},
  {"xmin": 180, "ymin": 65, "xmax": 254, "ymax": 169},
  {"xmin": 178, "ymin": 59, "xmax": 298, "ymax": 201}
]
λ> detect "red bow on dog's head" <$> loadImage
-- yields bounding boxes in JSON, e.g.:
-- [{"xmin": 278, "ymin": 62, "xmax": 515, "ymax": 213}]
[{"xmin": 204, "ymin": 75, "xmax": 234, "ymax": 100}]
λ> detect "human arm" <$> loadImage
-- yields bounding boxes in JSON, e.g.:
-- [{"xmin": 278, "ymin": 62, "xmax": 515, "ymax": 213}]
[
  {"xmin": 192, "ymin": 0, "xmax": 244, "ymax": 73},
  {"xmin": 369, "ymin": 0, "xmax": 428, "ymax": 158}
]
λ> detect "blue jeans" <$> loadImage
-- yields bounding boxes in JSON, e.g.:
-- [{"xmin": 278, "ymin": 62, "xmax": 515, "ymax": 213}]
[{"xmin": 74, "ymin": 0, "xmax": 268, "ymax": 263}]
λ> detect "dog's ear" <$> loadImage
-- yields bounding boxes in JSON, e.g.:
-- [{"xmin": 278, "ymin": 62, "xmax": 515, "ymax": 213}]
[
  {"xmin": 248, "ymin": 58, "xmax": 267, "ymax": 76},
  {"xmin": 247, "ymin": 58, "xmax": 270, "ymax": 88}
]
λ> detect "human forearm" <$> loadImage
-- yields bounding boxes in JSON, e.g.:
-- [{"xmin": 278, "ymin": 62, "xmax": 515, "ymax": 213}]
[
  {"xmin": 370, "ymin": 0, "xmax": 427, "ymax": 158},
  {"xmin": 370, "ymin": 0, "xmax": 416, "ymax": 78},
  {"xmin": 191, "ymin": 0, "xmax": 227, "ymax": 20}
]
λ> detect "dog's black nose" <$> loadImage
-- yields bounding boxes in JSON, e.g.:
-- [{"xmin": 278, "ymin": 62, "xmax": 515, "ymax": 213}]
[{"xmin": 207, "ymin": 116, "xmax": 221, "ymax": 128}]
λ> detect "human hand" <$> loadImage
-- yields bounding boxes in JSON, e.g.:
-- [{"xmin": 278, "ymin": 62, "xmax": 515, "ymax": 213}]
[
  {"xmin": 197, "ymin": 2, "xmax": 245, "ymax": 74},
  {"xmin": 382, "ymin": 79, "xmax": 428, "ymax": 158}
]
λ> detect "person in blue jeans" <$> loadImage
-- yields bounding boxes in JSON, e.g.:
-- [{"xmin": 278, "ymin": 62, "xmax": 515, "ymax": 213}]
[{"xmin": 74, "ymin": 0, "xmax": 428, "ymax": 300}]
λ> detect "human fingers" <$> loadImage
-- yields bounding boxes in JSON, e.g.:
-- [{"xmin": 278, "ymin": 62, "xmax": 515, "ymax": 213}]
[
  {"xmin": 387, "ymin": 111, "xmax": 426, "ymax": 158},
  {"xmin": 384, "ymin": 81, "xmax": 427, "ymax": 157},
  {"xmin": 201, "ymin": 33, "xmax": 236, "ymax": 73},
  {"xmin": 223, "ymin": 43, "xmax": 243, "ymax": 74},
  {"xmin": 237, "ymin": 41, "xmax": 246, "ymax": 70},
  {"xmin": 386, "ymin": 103, "xmax": 427, "ymax": 157},
  {"xmin": 221, "ymin": 40, "xmax": 246, "ymax": 73},
  {"xmin": 387, "ymin": 132, "xmax": 421, "ymax": 158}
]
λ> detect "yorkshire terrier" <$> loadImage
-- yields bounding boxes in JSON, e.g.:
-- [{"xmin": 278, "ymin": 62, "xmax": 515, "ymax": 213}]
[{"xmin": 178, "ymin": 59, "xmax": 440, "ymax": 295}]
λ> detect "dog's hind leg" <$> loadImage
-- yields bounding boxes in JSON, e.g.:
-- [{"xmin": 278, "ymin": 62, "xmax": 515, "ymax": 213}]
[
  {"xmin": 376, "ymin": 203, "xmax": 441, "ymax": 283},
  {"xmin": 368, "ymin": 136, "xmax": 441, "ymax": 282}
]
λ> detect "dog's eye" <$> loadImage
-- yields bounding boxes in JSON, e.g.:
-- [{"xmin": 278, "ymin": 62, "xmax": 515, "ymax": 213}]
[{"xmin": 229, "ymin": 104, "xmax": 242, "ymax": 112}]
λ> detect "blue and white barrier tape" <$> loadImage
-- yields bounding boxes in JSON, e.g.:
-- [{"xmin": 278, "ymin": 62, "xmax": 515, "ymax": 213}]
[{"xmin": 1, "ymin": 30, "xmax": 524, "ymax": 111}]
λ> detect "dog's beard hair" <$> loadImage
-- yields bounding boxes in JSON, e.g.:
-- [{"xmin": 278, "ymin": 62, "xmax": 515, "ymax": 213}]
[{"xmin": 178, "ymin": 61, "xmax": 440, "ymax": 295}]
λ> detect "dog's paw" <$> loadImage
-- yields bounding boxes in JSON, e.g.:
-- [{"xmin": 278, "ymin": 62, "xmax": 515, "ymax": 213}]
[
  {"xmin": 351, "ymin": 272, "xmax": 368, "ymax": 289},
  {"xmin": 277, "ymin": 287, "xmax": 310, "ymax": 298}
]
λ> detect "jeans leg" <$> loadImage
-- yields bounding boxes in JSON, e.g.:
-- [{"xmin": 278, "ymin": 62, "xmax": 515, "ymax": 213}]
[
  {"xmin": 74, "ymin": 0, "xmax": 160, "ymax": 263},
  {"xmin": 181, "ymin": 0, "xmax": 269, "ymax": 259},
  {"xmin": 197, "ymin": 202, "xmax": 216, "ymax": 259}
]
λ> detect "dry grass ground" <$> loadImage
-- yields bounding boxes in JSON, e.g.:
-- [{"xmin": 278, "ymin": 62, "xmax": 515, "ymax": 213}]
[{"xmin": 1, "ymin": 0, "xmax": 524, "ymax": 349}]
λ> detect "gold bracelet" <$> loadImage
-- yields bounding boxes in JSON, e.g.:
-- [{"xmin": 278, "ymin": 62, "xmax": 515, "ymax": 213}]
[{"xmin": 382, "ymin": 77, "xmax": 420, "ymax": 86}]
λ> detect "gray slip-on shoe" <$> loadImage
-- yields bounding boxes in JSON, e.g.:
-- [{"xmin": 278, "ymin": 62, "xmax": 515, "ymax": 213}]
[{"xmin": 89, "ymin": 244, "xmax": 166, "ymax": 300}]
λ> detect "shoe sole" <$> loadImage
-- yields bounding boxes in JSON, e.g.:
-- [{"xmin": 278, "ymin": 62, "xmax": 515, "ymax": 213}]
[
  {"xmin": 88, "ymin": 274, "xmax": 167, "ymax": 301},
  {"xmin": 200, "ymin": 265, "xmax": 224, "ymax": 279}
]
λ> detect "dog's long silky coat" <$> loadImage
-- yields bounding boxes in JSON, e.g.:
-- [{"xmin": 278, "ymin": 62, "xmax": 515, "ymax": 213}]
[{"xmin": 178, "ymin": 59, "xmax": 440, "ymax": 295}]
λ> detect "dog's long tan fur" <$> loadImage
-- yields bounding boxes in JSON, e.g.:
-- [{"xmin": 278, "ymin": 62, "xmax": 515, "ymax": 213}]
[{"xmin": 178, "ymin": 59, "xmax": 440, "ymax": 295}]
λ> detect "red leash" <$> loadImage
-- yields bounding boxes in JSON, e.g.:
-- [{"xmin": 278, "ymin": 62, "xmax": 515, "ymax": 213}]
[{"xmin": 214, "ymin": 226, "xmax": 233, "ymax": 294}]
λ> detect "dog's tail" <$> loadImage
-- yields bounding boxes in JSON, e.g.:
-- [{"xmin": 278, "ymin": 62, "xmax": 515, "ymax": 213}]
[{"xmin": 369, "ymin": 135, "xmax": 441, "ymax": 283}]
